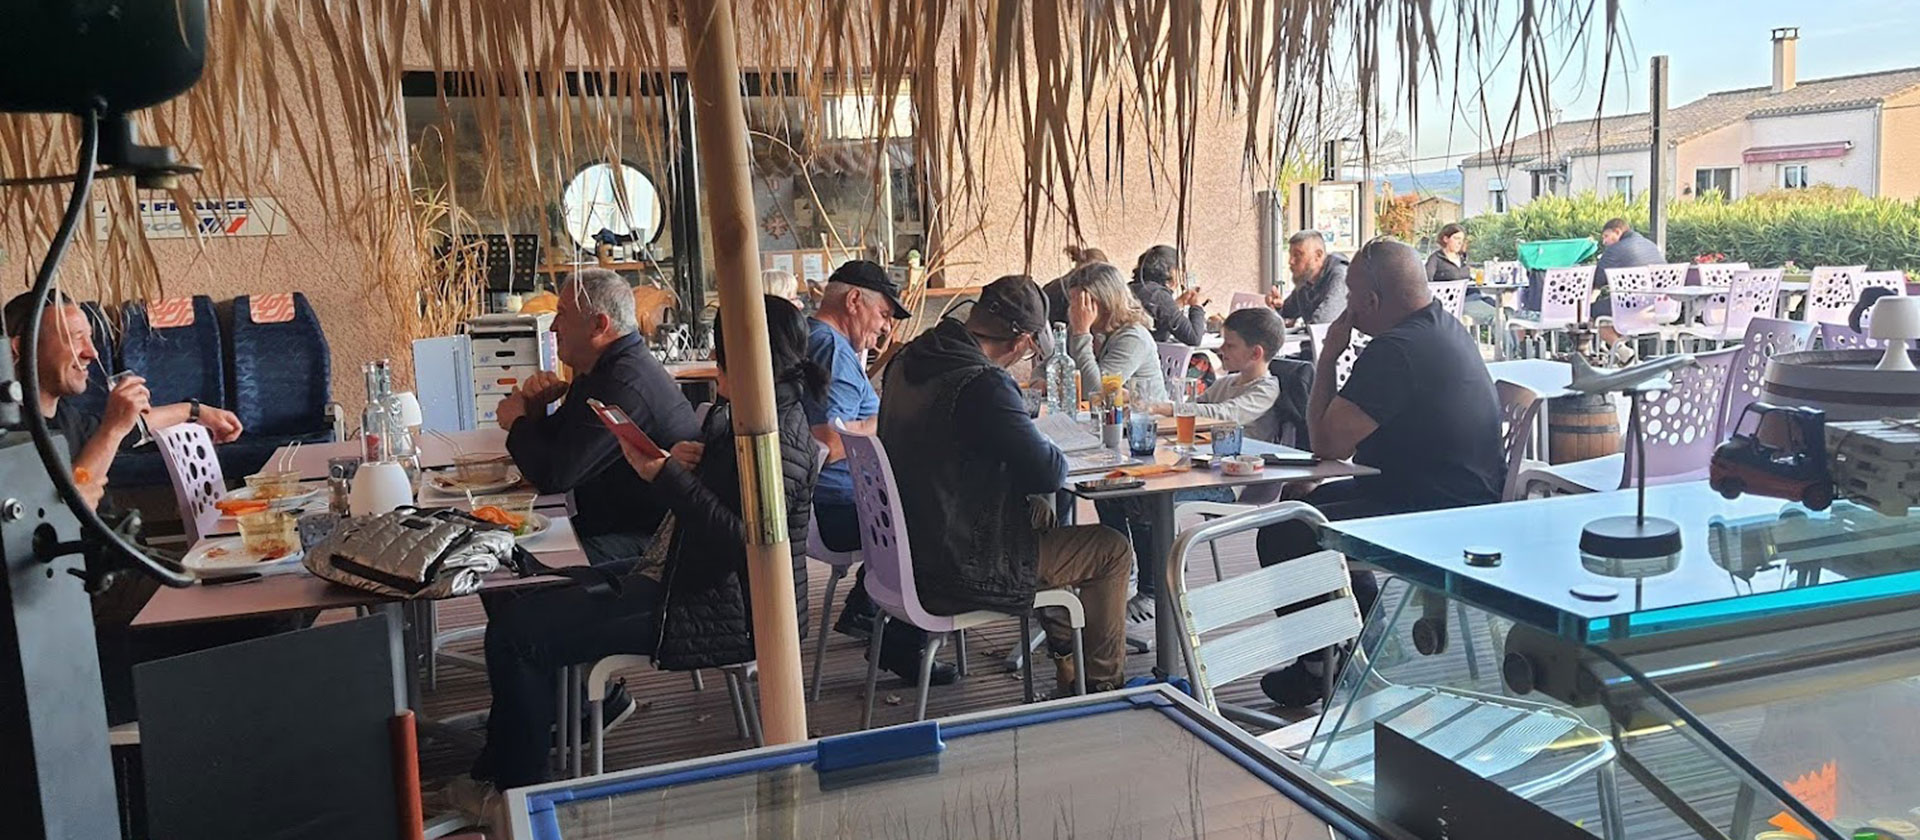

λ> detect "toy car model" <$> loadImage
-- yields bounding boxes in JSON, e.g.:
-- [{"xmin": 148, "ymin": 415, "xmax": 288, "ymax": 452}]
[{"xmin": 1710, "ymin": 402, "xmax": 1832, "ymax": 510}]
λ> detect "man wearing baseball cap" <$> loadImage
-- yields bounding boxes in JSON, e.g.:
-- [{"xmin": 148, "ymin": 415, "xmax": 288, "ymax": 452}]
[
  {"xmin": 808, "ymin": 260, "xmax": 958, "ymax": 683},
  {"xmin": 875, "ymin": 274, "xmax": 1130, "ymax": 695}
]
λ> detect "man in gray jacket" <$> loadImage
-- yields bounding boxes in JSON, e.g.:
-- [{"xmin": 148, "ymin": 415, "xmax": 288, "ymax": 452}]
[{"xmin": 1267, "ymin": 230, "xmax": 1350, "ymax": 327}]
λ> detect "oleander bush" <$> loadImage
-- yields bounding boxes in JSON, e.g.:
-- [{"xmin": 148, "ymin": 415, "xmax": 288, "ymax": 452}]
[{"xmin": 1464, "ymin": 188, "xmax": 1920, "ymax": 273}]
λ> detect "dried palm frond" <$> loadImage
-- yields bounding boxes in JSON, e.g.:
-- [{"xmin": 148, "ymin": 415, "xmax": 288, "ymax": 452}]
[{"xmin": 0, "ymin": 0, "xmax": 1620, "ymax": 307}]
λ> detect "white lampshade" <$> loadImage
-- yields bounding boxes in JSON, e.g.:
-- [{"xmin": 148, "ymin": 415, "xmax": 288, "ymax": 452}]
[
  {"xmin": 392, "ymin": 391, "xmax": 424, "ymax": 428},
  {"xmin": 349, "ymin": 461, "xmax": 414, "ymax": 516},
  {"xmin": 1869, "ymin": 297, "xmax": 1920, "ymax": 372}
]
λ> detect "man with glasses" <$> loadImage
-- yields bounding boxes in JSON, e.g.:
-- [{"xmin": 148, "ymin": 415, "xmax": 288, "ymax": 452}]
[{"xmin": 877, "ymin": 275, "xmax": 1133, "ymax": 695}]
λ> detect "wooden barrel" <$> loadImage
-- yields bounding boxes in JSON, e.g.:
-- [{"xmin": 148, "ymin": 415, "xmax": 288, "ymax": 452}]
[
  {"xmin": 1762, "ymin": 349, "xmax": 1920, "ymax": 421},
  {"xmin": 1547, "ymin": 392, "xmax": 1621, "ymax": 464}
]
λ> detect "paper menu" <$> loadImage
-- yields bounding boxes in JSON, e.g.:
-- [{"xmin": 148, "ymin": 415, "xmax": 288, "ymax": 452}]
[{"xmin": 1033, "ymin": 412, "xmax": 1105, "ymax": 454}]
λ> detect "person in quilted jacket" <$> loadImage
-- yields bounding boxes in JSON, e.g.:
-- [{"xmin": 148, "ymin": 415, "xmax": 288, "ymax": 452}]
[{"xmin": 467, "ymin": 295, "xmax": 821, "ymax": 798}]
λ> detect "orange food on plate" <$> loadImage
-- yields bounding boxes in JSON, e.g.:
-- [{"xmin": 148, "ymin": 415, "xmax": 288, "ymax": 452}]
[
  {"xmin": 216, "ymin": 499, "xmax": 273, "ymax": 516},
  {"xmin": 470, "ymin": 505, "xmax": 526, "ymax": 530}
]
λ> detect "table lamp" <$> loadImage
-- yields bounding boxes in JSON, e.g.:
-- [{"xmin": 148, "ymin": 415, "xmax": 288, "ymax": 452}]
[
  {"xmin": 391, "ymin": 391, "xmax": 424, "ymax": 430},
  {"xmin": 1869, "ymin": 295, "xmax": 1920, "ymax": 372},
  {"xmin": 1568, "ymin": 354, "xmax": 1697, "ymax": 565}
]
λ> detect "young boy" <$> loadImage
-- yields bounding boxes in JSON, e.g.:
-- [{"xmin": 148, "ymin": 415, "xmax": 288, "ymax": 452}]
[
  {"xmin": 1149, "ymin": 307, "xmax": 1285, "ymax": 441},
  {"xmin": 1103, "ymin": 306, "xmax": 1288, "ymax": 621}
]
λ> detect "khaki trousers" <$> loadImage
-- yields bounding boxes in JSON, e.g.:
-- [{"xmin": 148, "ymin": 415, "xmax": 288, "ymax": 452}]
[{"xmin": 1035, "ymin": 524, "xmax": 1133, "ymax": 688}]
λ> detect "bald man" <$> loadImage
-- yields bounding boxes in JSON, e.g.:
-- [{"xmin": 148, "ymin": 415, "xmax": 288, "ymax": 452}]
[{"xmin": 1255, "ymin": 239, "xmax": 1505, "ymax": 707}]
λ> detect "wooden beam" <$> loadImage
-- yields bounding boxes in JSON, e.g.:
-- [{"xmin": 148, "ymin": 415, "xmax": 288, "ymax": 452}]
[{"xmin": 682, "ymin": 0, "xmax": 807, "ymax": 745}]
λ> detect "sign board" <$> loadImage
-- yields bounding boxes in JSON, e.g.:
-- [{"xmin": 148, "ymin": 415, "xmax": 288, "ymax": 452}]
[
  {"xmin": 1307, "ymin": 182, "xmax": 1362, "ymax": 252},
  {"xmin": 92, "ymin": 196, "xmax": 290, "ymax": 240}
]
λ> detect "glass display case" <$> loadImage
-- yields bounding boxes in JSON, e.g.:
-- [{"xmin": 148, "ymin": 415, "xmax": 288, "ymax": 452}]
[
  {"xmin": 1310, "ymin": 482, "xmax": 1920, "ymax": 840},
  {"xmin": 507, "ymin": 686, "xmax": 1408, "ymax": 840}
]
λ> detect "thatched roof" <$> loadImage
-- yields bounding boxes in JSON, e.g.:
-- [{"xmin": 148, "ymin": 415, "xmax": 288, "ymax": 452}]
[{"xmin": 2, "ymin": 0, "xmax": 1623, "ymax": 303}]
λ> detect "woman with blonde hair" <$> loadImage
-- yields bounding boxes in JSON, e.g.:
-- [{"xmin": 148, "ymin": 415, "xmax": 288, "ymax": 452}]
[
  {"xmin": 1064, "ymin": 261, "xmax": 1167, "ymax": 403},
  {"xmin": 761, "ymin": 268, "xmax": 800, "ymax": 303}
]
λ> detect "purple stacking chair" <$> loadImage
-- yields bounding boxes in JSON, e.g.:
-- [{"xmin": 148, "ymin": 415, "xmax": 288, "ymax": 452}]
[
  {"xmin": 1720, "ymin": 318, "xmax": 1815, "ymax": 438},
  {"xmin": 154, "ymin": 422, "xmax": 226, "ymax": 545},
  {"xmin": 1815, "ymin": 321, "xmax": 1886, "ymax": 351},
  {"xmin": 1677, "ymin": 269, "xmax": 1782, "ymax": 351},
  {"xmin": 1802, "ymin": 266, "xmax": 1868, "ymax": 326},
  {"xmin": 1506, "ymin": 265, "xmax": 1596, "ymax": 359},
  {"xmin": 1516, "ymin": 348, "xmax": 1740, "ymax": 496},
  {"xmin": 838, "ymin": 423, "xmax": 1086, "ymax": 727}
]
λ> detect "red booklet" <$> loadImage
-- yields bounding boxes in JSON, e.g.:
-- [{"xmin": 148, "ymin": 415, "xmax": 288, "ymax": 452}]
[{"xmin": 587, "ymin": 398, "xmax": 666, "ymax": 460}]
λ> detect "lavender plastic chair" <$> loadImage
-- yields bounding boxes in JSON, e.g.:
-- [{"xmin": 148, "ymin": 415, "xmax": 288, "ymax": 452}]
[
  {"xmin": 1604, "ymin": 268, "xmax": 1662, "ymax": 338},
  {"xmin": 1691, "ymin": 262, "xmax": 1754, "ymax": 329},
  {"xmin": 1515, "ymin": 349, "xmax": 1739, "ymax": 495},
  {"xmin": 1430, "ymin": 281, "xmax": 1468, "ymax": 320},
  {"xmin": 1156, "ymin": 342, "xmax": 1195, "ymax": 393},
  {"xmin": 839, "ymin": 424, "xmax": 1086, "ymax": 727},
  {"xmin": 1506, "ymin": 265, "xmax": 1596, "ymax": 358},
  {"xmin": 155, "ymin": 422, "xmax": 227, "ymax": 545},
  {"xmin": 1721, "ymin": 318, "xmax": 1816, "ymax": 438},
  {"xmin": 805, "ymin": 441, "xmax": 862, "ymax": 702},
  {"xmin": 1307, "ymin": 324, "xmax": 1372, "ymax": 389},
  {"xmin": 1802, "ymin": 265, "xmax": 1868, "ymax": 326},
  {"xmin": 1496, "ymin": 381, "xmax": 1544, "ymax": 502},
  {"xmin": 1229, "ymin": 292, "xmax": 1267, "ymax": 312},
  {"xmin": 1677, "ymin": 269, "xmax": 1782, "ymax": 350},
  {"xmin": 1858, "ymin": 270, "xmax": 1908, "ymax": 297},
  {"xmin": 1816, "ymin": 322, "xmax": 1885, "ymax": 351}
]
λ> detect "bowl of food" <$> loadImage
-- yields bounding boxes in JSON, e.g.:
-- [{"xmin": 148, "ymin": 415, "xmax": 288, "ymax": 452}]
[
  {"xmin": 237, "ymin": 510, "xmax": 298, "ymax": 560},
  {"xmin": 244, "ymin": 470, "xmax": 303, "ymax": 500},
  {"xmin": 452, "ymin": 452, "xmax": 513, "ymax": 486},
  {"xmin": 469, "ymin": 493, "xmax": 537, "ymax": 536},
  {"xmin": 1220, "ymin": 454, "xmax": 1265, "ymax": 477}
]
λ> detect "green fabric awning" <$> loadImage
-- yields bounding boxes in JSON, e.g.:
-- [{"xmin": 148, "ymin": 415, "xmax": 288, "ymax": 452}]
[{"xmin": 1517, "ymin": 238, "xmax": 1598, "ymax": 270}]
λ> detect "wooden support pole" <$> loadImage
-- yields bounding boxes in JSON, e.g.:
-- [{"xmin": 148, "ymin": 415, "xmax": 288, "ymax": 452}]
[{"xmin": 682, "ymin": 0, "xmax": 808, "ymax": 745}]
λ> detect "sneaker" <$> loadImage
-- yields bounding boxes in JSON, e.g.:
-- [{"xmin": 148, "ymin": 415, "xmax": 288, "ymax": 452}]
[
  {"xmin": 1125, "ymin": 592, "xmax": 1156, "ymax": 623},
  {"xmin": 832, "ymin": 606, "xmax": 875, "ymax": 641},
  {"xmin": 594, "ymin": 679, "xmax": 637, "ymax": 733},
  {"xmin": 869, "ymin": 647, "xmax": 958, "ymax": 687},
  {"xmin": 1259, "ymin": 660, "xmax": 1326, "ymax": 709}
]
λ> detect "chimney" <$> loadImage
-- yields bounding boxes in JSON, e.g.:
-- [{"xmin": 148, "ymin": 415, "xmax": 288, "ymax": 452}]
[{"xmin": 1772, "ymin": 27, "xmax": 1799, "ymax": 94}]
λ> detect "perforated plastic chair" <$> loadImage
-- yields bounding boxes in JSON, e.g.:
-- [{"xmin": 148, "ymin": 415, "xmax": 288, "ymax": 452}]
[
  {"xmin": 1857, "ymin": 270, "xmax": 1908, "ymax": 297},
  {"xmin": 1156, "ymin": 342, "xmax": 1195, "ymax": 393},
  {"xmin": 1505, "ymin": 266, "xmax": 1596, "ymax": 359},
  {"xmin": 1801, "ymin": 265, "xmax": 1869, "ymax": 326},
  {"xmin": 1306, "ymin": 324, "xmax": 1371, "ymax": 389},
  {"xmin": 803, "ymin": 441, "xmax": 862, "ymax": 702},
  {"xmin": 1677, "ymin": 269, "xmax": 1782, "ymax": 350},
  {"xmin": 1516, "ymin": 348, "xmax": 1738, "ymax": 496},
  {"xmin": 1228, "ymin": 291, "xmax": 1267, "ymax": 312},
  {"xmin": 1720, "ymin": 318, "xmax": 1815, "ymax": 435},
  {"xmin": 1430, "ymin": 280, "xmax": 1468, "ymax": 321},
  {"xmin": 154, "ymin": 422, "xmax": 227, "ymax": 545},
  {"xmin": 839, "ymin": 424, "xmax": 1086, "ymax": 727},
  {"xmin": 1163, "ymin": 506, "xmax": 1620, "ymax": 836},
  {"xmin": 1815, "ymin": 321, "xmax": 1885, "ymax": 351},
  {"xmin": 1496, "ymin": 381, "xmax": 1544, "ymax": 502}
]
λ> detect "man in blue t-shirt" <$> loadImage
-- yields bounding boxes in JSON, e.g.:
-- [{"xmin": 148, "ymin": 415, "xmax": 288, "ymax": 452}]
[{"xmin": 805, "ymin": 260, "xmax": 956, "ymax": 685}]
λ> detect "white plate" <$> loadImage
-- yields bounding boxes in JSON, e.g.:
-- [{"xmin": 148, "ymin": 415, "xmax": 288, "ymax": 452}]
[
  {"xmin": 218, "ymin": 484, "xmax": 325, "ymax": 513},
  {"xmin": 514, "ymin": 512, "xmax": 552, "ymax": 543},
  {"xmin": 423, "ymin": 468, "xmax": 525, "ymax": 498},
  {"xmin": 183, "ymin": 536, "xmax": 306, "ymax": 577}
]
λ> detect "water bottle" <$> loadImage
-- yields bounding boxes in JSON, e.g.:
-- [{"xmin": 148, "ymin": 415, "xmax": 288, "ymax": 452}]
[
  {"xmin": 360, "ymin": 361, "xmax": 392, "ymax": 463},
  {"xmin": 1044, "ymin": 322, "xmax": 1077, "ymax": 414}
]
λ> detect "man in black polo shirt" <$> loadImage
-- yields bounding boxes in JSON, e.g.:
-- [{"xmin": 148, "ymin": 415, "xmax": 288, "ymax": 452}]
[
  {"xmin": 497, "ymin": 269, "xmax": 699, "ymax": 570},
  {"xmin": 1256, "ymin": 239, "xmax": 1504, "ymax": 707}
]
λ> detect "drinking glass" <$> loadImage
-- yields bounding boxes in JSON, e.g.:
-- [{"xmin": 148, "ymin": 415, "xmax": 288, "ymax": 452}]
[
  {"xmin": 1172, "ymin": 378, "xmax": 1201, "ymax": 450},
  {"xmin": 1127, "ymin": 410, "xmax": 1158, "ymax": 457},
  {"xmin": 107, "ymin": 371, "xmax": 153, "ymax": 447},
  {"xmin": 1211, "ymin": 422, "xmax": 1244, "ymax": 457}
]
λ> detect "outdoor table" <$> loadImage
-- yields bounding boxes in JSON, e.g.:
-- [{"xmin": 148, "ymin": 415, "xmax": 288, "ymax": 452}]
[
  {"xmin": 505, "ymin": 684, "xmax": 1409, "ymax": 840},
  {"xmin": 662, "ymin": 361, "xmax": 720, "ymax": 382},
  {"xmin": 1311, "ymin": 482, "xmax": 1920, "ymax": 838},
  {"xmin": 1653, "ymin": 284, "xmax": 1730, "ymax": 326},
  {"xmin": 274, "ymin": 428, "xmax": 508, "ymax": 481},
  {"xmin": 1070, "ymin": 438, "xmax": 1376, "ymax": 675}
]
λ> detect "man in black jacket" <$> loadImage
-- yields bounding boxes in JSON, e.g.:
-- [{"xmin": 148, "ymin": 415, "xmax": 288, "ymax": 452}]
[
  {"xmin": 497, "ymin": 269, "xmax": 700, "ymax": 570},
  {"xmin": 879, "ymin": 275, "xmax": 1133, "ymax": 693},
  {"xmin": 1266, "ymin": 230, "xmax": 1350, "ymax": 327},
  {"xmin": 1131, "ymin": 245, "xmax": 1207, "ymax": 345}
]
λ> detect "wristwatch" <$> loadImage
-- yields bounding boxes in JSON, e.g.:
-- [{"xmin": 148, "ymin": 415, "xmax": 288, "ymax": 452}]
[{"xmin": 188, "ymin": 399, "xmax": 202, "ymax": 422}]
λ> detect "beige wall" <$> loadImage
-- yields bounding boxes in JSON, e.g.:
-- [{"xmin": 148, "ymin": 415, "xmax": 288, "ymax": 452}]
[
  {"xmin": 1882, "ymin": 92, "xmax": 1920, "ymax": 199},
  {"xmin": 1676, "ymin": 121, "xmax": 1748, "ymax": 199}
]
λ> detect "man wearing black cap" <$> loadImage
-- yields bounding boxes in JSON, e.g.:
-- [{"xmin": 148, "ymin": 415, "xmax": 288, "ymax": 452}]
[
  {"xmin": 808, "ymin": 260, "xmax": 958, "ymax": 683},
  {"xmin": 877, "ymin": 274, "xmax": 1133, "ymax": 695}
]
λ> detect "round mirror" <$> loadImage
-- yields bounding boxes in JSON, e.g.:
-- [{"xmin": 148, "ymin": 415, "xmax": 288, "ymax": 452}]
[{"xmin": 561, "ymin": 161, "xmax": 663, "ymax": 251}]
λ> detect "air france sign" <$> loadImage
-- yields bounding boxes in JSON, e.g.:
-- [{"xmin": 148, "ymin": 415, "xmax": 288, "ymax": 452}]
[{"xmin": 92, "ymin": 197, "xmax": 290, "ymax": 240}]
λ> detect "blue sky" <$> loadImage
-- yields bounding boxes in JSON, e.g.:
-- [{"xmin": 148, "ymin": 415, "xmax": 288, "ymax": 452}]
[{"xmin": 1386, "ymin": 0, "xmax": 1920, "ymax": 170}]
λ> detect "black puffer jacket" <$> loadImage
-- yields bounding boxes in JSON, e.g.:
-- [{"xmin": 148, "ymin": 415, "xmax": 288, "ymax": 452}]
[{"xmin": 650, "ymin": 384, "xmax": 815, "ymax": 671}]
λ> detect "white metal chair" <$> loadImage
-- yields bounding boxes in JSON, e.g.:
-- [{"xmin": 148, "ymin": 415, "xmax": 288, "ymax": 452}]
[
  {"xmin": 1516, "ymin": 348, "xmax": 1738, "ymax": 496},
  {"xmin": 1430, "ymin": 280, "xmax": 1468, "ymax": 321},
  {"xmin": 1801, "ymin": 265, "xmax": 1868, "ymax": 326},
  {"xmin": 1162, "ymin": 506, "xmax": 1620, "ymax": 837},
  {"xmin": 154, "ymin": 422, "xmax": 226, "ymax": 545},
  {"xmin": 1675, "ymin": 268, "xmax": 1782, "ymax": 351},
  {"xmin": 1505, "ymin": 265, "xmax": 1595, "ymax": 359},
  {"xmin": 840, "ymin": 424, "xmax": 1086, "ymax": 727}
]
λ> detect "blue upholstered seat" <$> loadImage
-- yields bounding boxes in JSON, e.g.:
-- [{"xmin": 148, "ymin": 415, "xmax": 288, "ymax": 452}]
[
  {"xmin": 223, "ymin": 293, "xmax": 334, "ymax": 477},
  {"xmin": 110, "ymin": 297, "xmax": 227, "ymax": 489}
]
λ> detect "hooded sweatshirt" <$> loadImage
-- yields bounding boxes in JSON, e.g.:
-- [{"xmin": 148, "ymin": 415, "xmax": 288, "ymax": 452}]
[
  {"xmin": 878, "ymin": 319, "xmax": 1067, "ymax": 616},
  {"xmin": 1280, "ymin": 252, "xmax": 1351, "ymax": 324}
]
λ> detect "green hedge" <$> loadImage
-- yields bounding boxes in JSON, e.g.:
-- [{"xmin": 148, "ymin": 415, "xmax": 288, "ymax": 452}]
[{"xmin": 1463, "ymin": 189, "xmax": 1920, "ymax": 273}]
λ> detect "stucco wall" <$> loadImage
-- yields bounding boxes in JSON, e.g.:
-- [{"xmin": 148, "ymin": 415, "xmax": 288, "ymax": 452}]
[
  {"xmin": 1881, "ymin": 91, "xmax": 1920, "ymax": 199},
  {"xmin": 1676, "ymin": 121, "xmax": 1748, "ymax": 199},
  {"xmin": 1565, "ymin": 149, "xmax": 1649, "ymax": 200},
  {"xmin": 1740, "ymin": 107, "xmax": 1880, "ymax": 194},
  {"xmin": 1459, "ymin": 162, "xmax": 1531, "ymax": 216}
]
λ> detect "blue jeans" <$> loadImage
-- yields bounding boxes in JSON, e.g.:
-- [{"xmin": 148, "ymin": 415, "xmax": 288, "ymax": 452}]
[{"xmin": 1096, "ymin": 486, "xmax": 1236, "ymax": 598}]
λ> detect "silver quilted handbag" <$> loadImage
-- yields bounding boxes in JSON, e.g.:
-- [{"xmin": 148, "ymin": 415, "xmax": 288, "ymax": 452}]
[{"xmin": 303, "ymin": 507, "xmax": 516, "ymax": 599}]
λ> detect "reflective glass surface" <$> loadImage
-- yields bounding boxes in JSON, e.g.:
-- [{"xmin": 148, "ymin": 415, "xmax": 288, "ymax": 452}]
[{"xmin": 1323, "ymin": 483, "xmax": 1920, "ymax": 642}]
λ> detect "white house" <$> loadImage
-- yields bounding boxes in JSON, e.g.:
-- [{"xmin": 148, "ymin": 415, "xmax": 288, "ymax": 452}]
[{"xmin": 1459, "ymin": 28, "xmax": 1920, "ymax": 217}]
